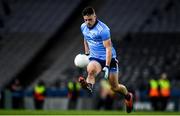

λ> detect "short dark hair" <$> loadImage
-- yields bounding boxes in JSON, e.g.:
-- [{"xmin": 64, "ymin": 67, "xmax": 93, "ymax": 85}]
[{"xmin": 82, "ymin": 6, "xmax": 95, "ymax": 16}]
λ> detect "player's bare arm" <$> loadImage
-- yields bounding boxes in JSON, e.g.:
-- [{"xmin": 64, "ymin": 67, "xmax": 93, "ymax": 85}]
[
  {"xmin": 103, "ymin": 38, "xmax": 112, "ymax": 66},
  {"xmin": 84, "ymin": 39, "xmax": 89, "ymax": 54}
]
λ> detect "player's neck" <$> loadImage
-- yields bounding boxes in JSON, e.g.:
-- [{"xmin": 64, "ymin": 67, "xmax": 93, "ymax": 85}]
[{"xmin": 88, "ymin": 19, "xmax": 98, "ymax": 29}]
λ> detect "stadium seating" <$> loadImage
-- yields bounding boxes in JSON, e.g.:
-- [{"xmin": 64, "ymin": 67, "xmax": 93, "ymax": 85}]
[
  {"xmin": 0, "ymin": 0, "xmax": 81, "ymax": 88},
  {"xmin": 118, "ymin": 33, "xmax": 180, "ymax": 90},
  {"xmin": 142, "ymin": 0, "xmax": 180, "ymax": 32},
  {"xmin": 97, "ymin": 0, "xmax": 170, "ymax": 34}
]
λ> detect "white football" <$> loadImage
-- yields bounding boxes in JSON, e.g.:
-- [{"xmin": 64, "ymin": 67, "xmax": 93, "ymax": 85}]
[{"xmin": 74, "ymin": 54, "xmax": 89, "ymax": 68}]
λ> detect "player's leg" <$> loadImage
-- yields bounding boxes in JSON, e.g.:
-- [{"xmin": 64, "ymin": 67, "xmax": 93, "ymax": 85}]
[
  {"xmin": 108, "ymin": 70, "xmax": 133, "ymax": 113},
  {"xmin": 108, "ymin": 72, "xmax": 128, "ymax": 95},
  {"xmin": 86, "ymin": 61, "xmax": 101, "ymax": 84},
  {"xmin": 79, "ymin": 60, "xmax": 101, "ymax": 92}
]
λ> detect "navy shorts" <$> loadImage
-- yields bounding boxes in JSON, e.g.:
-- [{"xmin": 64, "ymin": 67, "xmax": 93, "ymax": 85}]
[{"xmin": 89, "ymin": 57, "xmax": 119, "ymax": 72}]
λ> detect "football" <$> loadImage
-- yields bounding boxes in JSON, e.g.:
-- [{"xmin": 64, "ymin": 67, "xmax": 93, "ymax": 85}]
[{"xmin": 74, "ymin": 54, "xmax": 89, "ymax": 68}]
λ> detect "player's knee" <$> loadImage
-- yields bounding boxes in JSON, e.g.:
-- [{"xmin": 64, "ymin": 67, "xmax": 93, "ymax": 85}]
[
  {"xmin": 87, "ymin": 61, "xmax": 101, "ymax": 74},
  {"xmin": 111, "ymin": 85, "xmax": 119, "ymax": 92},
  {"xmin": 87, "ymin": 68, "xmax": 96, "ymax": 76}
]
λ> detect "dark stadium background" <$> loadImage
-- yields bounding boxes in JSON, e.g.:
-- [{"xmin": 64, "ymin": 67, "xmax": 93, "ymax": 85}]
[{"xmin": 0, "ymin": 0, "xmax": 180, "ymax": 113}]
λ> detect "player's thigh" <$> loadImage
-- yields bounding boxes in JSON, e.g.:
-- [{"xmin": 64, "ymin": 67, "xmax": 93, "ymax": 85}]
[
  {"xmin": 108, "ymin": 72, "xmax": 119, "ymax": 88},
  {"xmin": 108, "ymin": 62, "xmax": 119, "ymax": 87},
  {"xmin": 87, "ymin": 60, "xmax": 102, "ymax": 74}
]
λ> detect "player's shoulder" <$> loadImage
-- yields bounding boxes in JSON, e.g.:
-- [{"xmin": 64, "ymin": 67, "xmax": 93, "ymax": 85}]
[
  {"xmin": 97, "ymin": 20, "xmax": 110, "ymax": 31},
  {"xmin": 80, "ymin": 23, "xmax": 86, "ymax": 31}
]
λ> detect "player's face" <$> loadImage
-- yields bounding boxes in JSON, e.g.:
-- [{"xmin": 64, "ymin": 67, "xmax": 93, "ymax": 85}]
[{"xmin": 83, "ymin": 14, "xmax": 96, "ymax": 27}]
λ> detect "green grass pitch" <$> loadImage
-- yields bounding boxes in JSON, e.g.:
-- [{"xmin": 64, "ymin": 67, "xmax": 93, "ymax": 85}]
[{"xmin": 0, "ymin": 110, "xmax": 180, "ymax": 115}]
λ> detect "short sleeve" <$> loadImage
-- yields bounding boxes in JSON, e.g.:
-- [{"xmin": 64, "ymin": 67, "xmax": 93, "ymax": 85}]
[{"xmin": 100, "ymin": 29, "xmax": 111, "ymax": 41}]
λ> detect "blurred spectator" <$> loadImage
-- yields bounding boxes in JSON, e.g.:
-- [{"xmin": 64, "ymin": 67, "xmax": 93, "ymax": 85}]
[
  {"xmin": 96, "ymin": 79, "xmax": 115, "ymax": 110},
  {"xmin": 10, "ymin": 79, "xmax": 23, "ymax": 109},
  {"xmin": 67, "ymin": 77, "xmax": 81, "ymax": 109},
  {"xmin": 158, "ymin": 72, "xmax": 171, "ymax": 111},
  {"xmin": 33, "ymin": 80, "xmax": 46, "ymax": 109},
  {"xmin": 148, "ymin": 77, "xmax": 160, "ymax": 111}
]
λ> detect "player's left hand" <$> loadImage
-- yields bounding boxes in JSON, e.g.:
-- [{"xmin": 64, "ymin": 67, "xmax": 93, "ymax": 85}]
[{"xmin": 103, "ymin": 66, "xmax": 110, "ymax": 79}]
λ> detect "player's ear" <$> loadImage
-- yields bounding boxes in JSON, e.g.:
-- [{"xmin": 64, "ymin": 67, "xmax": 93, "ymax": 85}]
[
  {"xmin": 94, "ymin": 15, "xmax": 97, "ymax": 20},
  {"xmin": 93, "ymin": 13, "xmax": 96, "ymax": 17}
]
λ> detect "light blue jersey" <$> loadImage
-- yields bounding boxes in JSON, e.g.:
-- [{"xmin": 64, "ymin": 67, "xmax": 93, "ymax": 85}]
[{"xmin": 81, "ymin": 20, "xmax": 116, "ymax": 60}]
